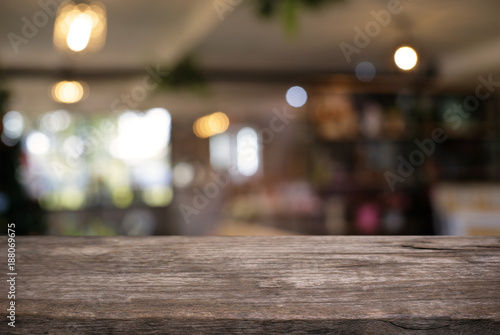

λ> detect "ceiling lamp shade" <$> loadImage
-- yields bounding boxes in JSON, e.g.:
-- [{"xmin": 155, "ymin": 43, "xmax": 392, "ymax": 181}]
[{"xmin": 53, "ymin": 1, "xmax": 107, "ymax": 53}]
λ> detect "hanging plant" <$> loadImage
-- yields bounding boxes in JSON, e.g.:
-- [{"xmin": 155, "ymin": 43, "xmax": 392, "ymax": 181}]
[
  {"xmin": 156, "ymin": 56, "xmax": 208, "ymax": 94},
  {"xmin": 256, "ymin": 0, "xmax": 344, "ymax": 35}
]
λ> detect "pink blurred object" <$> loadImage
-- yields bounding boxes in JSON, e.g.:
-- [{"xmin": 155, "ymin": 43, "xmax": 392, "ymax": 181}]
[{"xmin": 356, "ymin": 202, "xmax": 380, "ymax": 234}]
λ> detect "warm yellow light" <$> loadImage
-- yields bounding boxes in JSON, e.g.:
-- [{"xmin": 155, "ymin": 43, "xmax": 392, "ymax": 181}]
[
  {"xmin": 54, "ymin": 1, "xmax": 107, "ymax": 53},
  {"xmin": 67, "ymin": 13, "xmax": 93, "ymax": 51},
  {"xmin": 394, "ymin": 46, "xmax": 418, "ymax": 70},
  {"xmin": 193, "ymin": 112, "xmax": 229, "ymax": 138},
  {"xmin": 51, "ymin": 81, "xmax": 86, "ymax": 104}
]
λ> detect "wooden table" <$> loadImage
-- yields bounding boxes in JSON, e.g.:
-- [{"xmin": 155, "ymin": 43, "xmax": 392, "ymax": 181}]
[{"xmin": 1, "ymin": 236, "xmax": 499, "ymax": 334}]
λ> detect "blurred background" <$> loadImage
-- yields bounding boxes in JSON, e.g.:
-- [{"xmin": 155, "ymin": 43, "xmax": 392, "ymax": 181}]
[{"xmin": 0, "ymin": 0, "xmax": 499, "ymax": 236}]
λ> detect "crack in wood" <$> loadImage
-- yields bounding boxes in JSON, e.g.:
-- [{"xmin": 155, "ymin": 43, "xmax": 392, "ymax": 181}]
[
  {"xmin": 386, "ymin": 320, "xmax": 450, "ymax": 331},
  {"xmin": 400, "ymin": 245, "xmax": 457, "ymax": 251}
]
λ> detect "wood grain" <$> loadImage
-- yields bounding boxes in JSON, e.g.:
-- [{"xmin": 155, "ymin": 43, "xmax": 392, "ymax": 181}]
[{"xmin": 1, "ymin": 236, "xmax": 499, "ymax": 334}]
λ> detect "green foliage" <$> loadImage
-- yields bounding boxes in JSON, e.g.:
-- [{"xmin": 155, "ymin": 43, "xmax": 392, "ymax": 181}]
[
  {"xmin": 256, "ymin": 0, "xmax": 344, "ymax": 35},
  {"xmin": 155, "ymin": 1, "xmax": 344, "ymax": 93},
  {"xmin": 157, "ymin": 56, "xmax": 208, "ymax": 94}
]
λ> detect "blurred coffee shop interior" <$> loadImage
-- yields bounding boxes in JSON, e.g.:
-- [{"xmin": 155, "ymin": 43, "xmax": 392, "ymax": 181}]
[{"xmin": 0, "ymin": 0, "xmax": 499, "ymax": 236}]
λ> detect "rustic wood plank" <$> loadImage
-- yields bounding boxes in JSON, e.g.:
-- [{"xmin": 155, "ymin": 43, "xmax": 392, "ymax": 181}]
[{"xmin": 1, "ymin": 236, "xmax": 499, "ymax": 334}]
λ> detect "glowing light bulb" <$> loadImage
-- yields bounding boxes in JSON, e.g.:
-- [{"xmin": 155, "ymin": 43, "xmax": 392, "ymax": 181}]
[
  {"xmin": 67, "ymin": 13, "xmax": 93, "ymax": 51},
  {"xmin": 54, "ymin": 2, "xmax": 107, "ymax": 53},
  {"xmin": 394, "ymin": 46, "xmax": 418, "ymax": 70},
  {"xmin": 51, "ymin": 81, "xmax": 85, "ymax": 104}
]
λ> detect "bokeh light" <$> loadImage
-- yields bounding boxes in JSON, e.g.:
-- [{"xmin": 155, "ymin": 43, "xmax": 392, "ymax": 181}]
[
  {"xmin": 54, "ymin": 1, "xmax": 107, "ymax": 53},
  {"xmin": 173, "ymin": 162, "xmax": 195, "ymax": 188},
  {"xmin": 237, "ymin": 127, "xmax": 259, "ymax": 177},
  {"xmin": 2, "ymin": 111, "xmax": 24, "ymax": 139},
  {"xmin": 26, "ymin": 132, "xmax": 51, "ymax": 155},
  {"xmin": 110, "ymin": 108, "xmax": 171, "ymax": 162},
  {"xmin": 112, "ymin": 186, "xmax": 134, "ymax": 208},
  {"xmin": 193, "ymin": 112, "xmax": 229, "ymax": 138},
  {"xmin": 40, "ymin": 110, "xmax": 72, "ymax": 132},
  {"xmin": 394, "ymin": 46, "xmax": 418, "ymax": 70},
  {"xmin": 210, "ymin": 133, "xmax": 231, "ymax": 170},
  {"xmin": 142, "ymin": 186, "xmax": 173, "ymax": 207},
  {"xmin": 51, "ymin": 81, "xmax": 86, "ymax": 104},
  {"xmin": 355, "ymin": 62, "xmax": 376, "ymax": 82},
  {"xmin": 286, "ymin": 86, "xmax": 308, "ymax": 108}
]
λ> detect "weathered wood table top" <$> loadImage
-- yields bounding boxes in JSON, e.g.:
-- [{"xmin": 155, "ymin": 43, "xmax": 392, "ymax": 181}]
[{"xmin": 1, "ymin": 236, "xmax": 499, "ymax": 334}]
